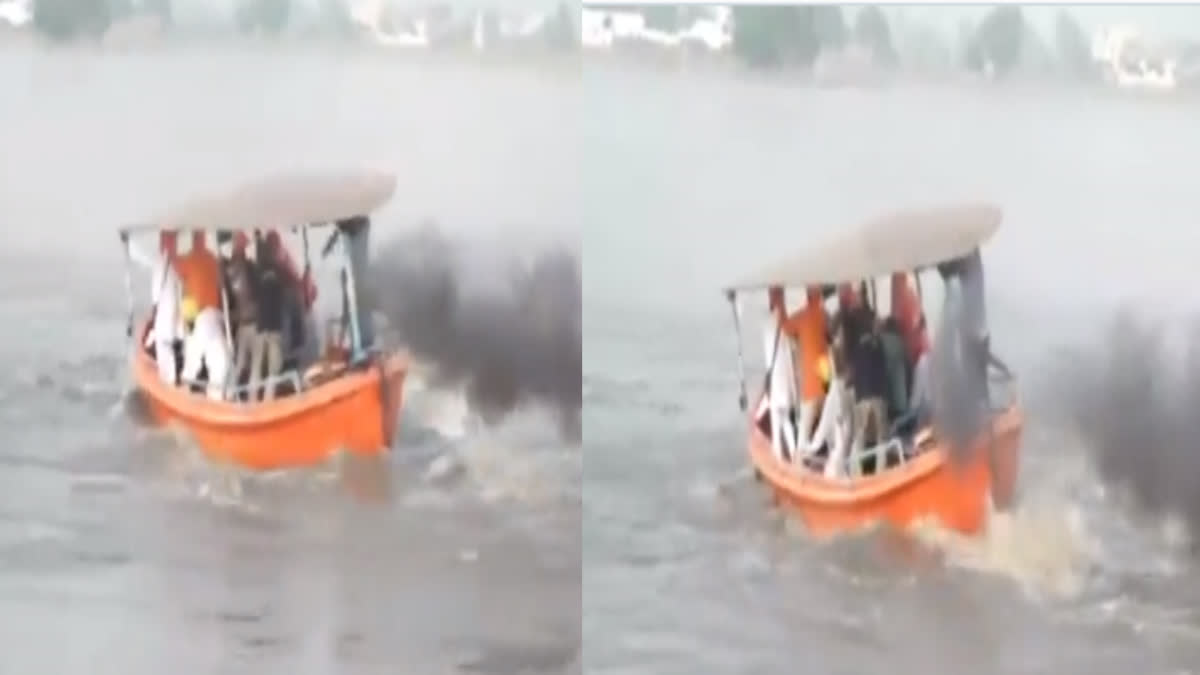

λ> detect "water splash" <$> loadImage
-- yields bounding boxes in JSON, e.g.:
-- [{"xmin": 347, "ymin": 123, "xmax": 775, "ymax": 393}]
[
  {"xmin": 371, "ymin": 223, "xmax": 581, "ymax": 443},
  {"xmin": 910, "ymin": 500, "xmax": 1096, "ymax": 601},
  {"xmin": 1048, "ymin": 310, "xmax": 1200, "ymax": 544}
]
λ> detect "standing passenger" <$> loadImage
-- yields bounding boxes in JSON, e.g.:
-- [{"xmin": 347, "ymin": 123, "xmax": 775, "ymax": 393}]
[
  {"xmin": 128, "ymin": 230, "xmax": 183, "ymax": 386},
  {"xmin": 178, "ymin": 231, "xmax": 229, "ymax": 401},
  {"xmin": 760, "ymin": 286, "xmax": 797, "ymax": 461},
  {"xmin": 808, "ymin": 345, "xmax": 851, "ymax": 479},
  {"xmin": 890, "ymin": 272, "xmax": 925, "ymax": 366},
  {"xmin": 264, "ymin": 229, "xmax": 320, "ymax": 368},
  {"xmin": 251, "ymin": 233, "xmax": 286, "ymax": 401},
  {"xmin": 225, "ymin": 233, "xmax": 259, "ymax": 397},
  {"xmin": 791, "ymin": 286, "xmax": 830, "ymax": 458},
  {"xmin": 839, "ymin": 288, "xmax": 889, "ymax": 454}
]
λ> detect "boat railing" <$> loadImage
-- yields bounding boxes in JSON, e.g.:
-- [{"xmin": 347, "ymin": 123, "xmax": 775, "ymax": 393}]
[
  {"xmin": 233, "ymin": 370, "xmax": 302, "ymax": 401},
  {"xmin": 843, "ymin": 436, "xmax": 907, "ymax": 480},
  {"xmin": 180, "ymin": 370, "xmax": 304, "ymax": 403}
]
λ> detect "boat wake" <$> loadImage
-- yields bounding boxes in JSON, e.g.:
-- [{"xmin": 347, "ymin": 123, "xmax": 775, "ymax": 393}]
[
  {"xmin": 909, "ymin": 500, "xmax": 1096, "ymax": 600},
  {"xmin": 683, "ymin": 451, "xmax": 1102, "ymax": 600},
  {"xmin": 403, "ymin": 365, "xmax": 579, "ymax": 509},
  {"xmin": 404, "ymin": 365, "xmax": 479, "ymax": 441},
  {"xmin": 454, "ymin": 433, "xmax": 578, "ymax": 507}
]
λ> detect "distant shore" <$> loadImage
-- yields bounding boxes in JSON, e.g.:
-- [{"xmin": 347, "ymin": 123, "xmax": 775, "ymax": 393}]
[
  {"xmin": 0, "ymin": 24, "xmax": 581, "ymax": 76},
  {"xmin": 584, "ymin": 50, "xmax": 1200, "ymax": 110}
]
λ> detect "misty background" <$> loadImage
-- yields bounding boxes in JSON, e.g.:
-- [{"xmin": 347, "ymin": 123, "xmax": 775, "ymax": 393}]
[
  {"xmin": 1, "ymin": 0, "xmax": 578, "ymax": 49},
  {"xmin": 587, "ymin": 4, "xmax": 1200, "ymax": 86}
]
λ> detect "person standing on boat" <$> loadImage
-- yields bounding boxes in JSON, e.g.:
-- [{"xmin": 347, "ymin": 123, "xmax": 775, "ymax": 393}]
[
  {"xmin": 760, "ymin": 286, "xmax": 798, "ymax": 461},
  {"xmin": 251, "ymin": 232, "xmax": 287, "ymax": 401},
  {"xmin": 792, "ymin": 286, "xmax": 831, "ymax": 459},
  {"xmin": 895, "ymin": 267, "xmax": 933, "ymax": 427},
  {"xmin": 127, "ymin": 230, "xmax": 183, "ymax": 386},
  {"xmin": 890, "ymin": 272, "xmax": 927, "ymax": 367},
  {"xmin": 805, "ymin": 337, "xmax": 852, "ymax": 479},
  {"xmin": 177, "ymin": 231, "xmax": 230, "ymax": 401},
  {"xmin": 224, "ymin": 232, "xmax": 260, "ymax": 398},
  {"xmin": 263, "ymin": 230, "xmax": 318, "ymax": 368},
  {"xmin": 838, "ymin": 284, "xmax": 890, "ymax": 455}
]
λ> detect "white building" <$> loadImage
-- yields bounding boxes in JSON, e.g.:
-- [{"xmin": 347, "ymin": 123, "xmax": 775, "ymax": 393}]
[
  {"xmin": 1091, "ymin": 25, "xmax": 1178, "ymax": 91},
  {"xmin": 581, "ymin": 6, "xmax": 731, "ymax": 53}
]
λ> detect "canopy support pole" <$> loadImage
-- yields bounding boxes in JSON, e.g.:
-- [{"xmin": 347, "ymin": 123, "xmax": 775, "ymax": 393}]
[
  {"xmin": 120, "ymin": 233, "xmax": 134, "ymax": 340},
  {"xmin": 301, "ymin": 224, "xmax": 312, "ymax": 283},
  {"xmin": 726, "ymin": 289, "xmax": 748, "ymax": 412},
  {"xmin": 342, "ymin": 235, "xmax": 365, "ymax": 365}
]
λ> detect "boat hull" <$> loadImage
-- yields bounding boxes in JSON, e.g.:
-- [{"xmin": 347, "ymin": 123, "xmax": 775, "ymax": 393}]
[
  {"xmin": 131, "ymin": 338, "xmax": 408, "ymax": 470},
  {"xmin": 748, "ymin": 404, "xmax": 1023, "ymax": 537}
]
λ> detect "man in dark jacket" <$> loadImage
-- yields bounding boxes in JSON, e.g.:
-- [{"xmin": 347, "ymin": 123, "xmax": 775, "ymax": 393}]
[
  {"xmin": 223, "ymin": 232, "xmax": 259, "ymax": 397},
  {"xmin": 836, "ymin": 285, "xmax": 890, "ymax": 453},
  {"xmin": 250, "ymin": 232, "xmax": 286, "ymax": 401}
]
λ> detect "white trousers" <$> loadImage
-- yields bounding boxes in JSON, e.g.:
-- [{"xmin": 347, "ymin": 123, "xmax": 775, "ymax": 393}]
[
  {"xmin": 796, "ymin": 399, "xmax": 818, "ymax": 458},
  {"xmin": 149, "ymin": 294, "xmax": 179, "ymax": 387},
  {"xmin": 182, "ymin": 308, "xmax": 230, "ymax": 401},
  {"xmin": 771, "ymin": 404, "xmax": 796, "ymax": 461},
  {"xmin": 807, "ymin": 382, "xmax": 850, "ymax": 479},
  {"xmin": 756, "ymin": 394, "xmax": 797, "ymax": 462}
]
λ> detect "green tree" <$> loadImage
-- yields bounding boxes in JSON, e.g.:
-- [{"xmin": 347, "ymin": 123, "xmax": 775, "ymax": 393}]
[
  {"xmin": 732, "ymin": 5, "xmax": 829, "ymax": 69},
  {"xmin": 1054, "ymin": 10, "xmax": 1092, "ymax": 78},
  {"xmin": 811, "ymin": 6, "xmax": 846, "ymax": 51},
  {"xmin": 640, "ymin": 5, "xmax": 677, "ymax": 33},
  {"xmin": 543, "ymin": 2, "xmax": 578, "ymax": 52},
  {"xmin": 854, "ymin": 6, "xmax": 896, "ymax": 66},
  {"xmin": 965, "ymin": 5, "xmax": 1026, "ymax": 75},
  {"xmin": 33, "ymin": 0, "xmax": 111, "ymax": 41},
  {"xmin": 147, "ymin": 0, "xmax": 172, "ymax": 28},
  {"xmin": 309, "ymin": 0, "xmax": 354, "ymax": 38},
  {"xmin": 236, "ymin": 0, "xmax": 291, "ymax": 36}
]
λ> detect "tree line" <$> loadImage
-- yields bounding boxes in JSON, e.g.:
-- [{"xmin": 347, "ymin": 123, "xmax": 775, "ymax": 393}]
[
  {"xmin": 713, "ymin": 5, "xmax": 1093, "ymax": 78},
  {"xmin": 29, "ymin": 0, "xmax": 578, "ymax": 49}
]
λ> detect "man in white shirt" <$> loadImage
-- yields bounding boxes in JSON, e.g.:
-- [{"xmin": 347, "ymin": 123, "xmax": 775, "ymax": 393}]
[
  {"xmin": 804, "ymin": 351, "xmax": 851, "ymax": 479},
  {"xmin": 759, "ymin": 291, "xmax": 798, "ymax": 462},
  {"xmin": 127, "ymin": 230, "xmax": 183, "ymax": 386}
]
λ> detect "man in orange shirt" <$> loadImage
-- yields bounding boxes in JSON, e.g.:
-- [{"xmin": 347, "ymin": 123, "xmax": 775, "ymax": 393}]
[
  {"xmin": 787, "ymin": 286, "xmax": 831, "ymax": 458},
  {"xmin": 177, "ymin": 231, "xmax": 230, "ymax": 400}
]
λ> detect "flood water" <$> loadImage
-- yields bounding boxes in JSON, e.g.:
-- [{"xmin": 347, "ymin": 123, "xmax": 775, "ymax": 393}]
[
  {"xmin": 0, "ymin": 42, "xmax": 579, "ymax": 673},
  {"xmin": 583, "ymin": 64, "xmax": 1200, "ymax": 674}
]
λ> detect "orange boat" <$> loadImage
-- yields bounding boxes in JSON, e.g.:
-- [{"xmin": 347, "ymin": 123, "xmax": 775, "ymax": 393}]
[
  {"xmin": 722, "ymin": 204, "xmax": 1023, "ymax": 537},
  {"xmin": 118, "ymin": 170, "xmax": 409, "ymax": 470}
]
